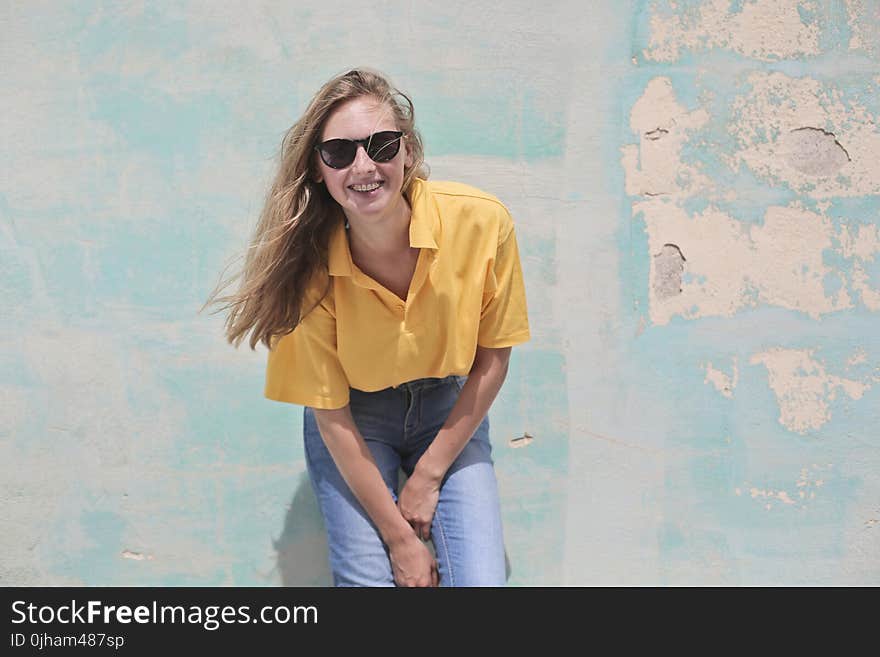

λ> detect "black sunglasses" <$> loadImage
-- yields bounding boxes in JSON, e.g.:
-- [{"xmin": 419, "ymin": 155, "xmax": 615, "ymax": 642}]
[{"xmin": 314, "ymin": 130, "xmax": 404, "ymax": 169}]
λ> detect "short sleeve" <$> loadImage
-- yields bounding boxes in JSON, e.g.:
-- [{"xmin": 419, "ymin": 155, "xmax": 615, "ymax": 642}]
[
  {"xmin": 264, "ymin": 288, "xmax": 350, "ymax": 409},
  {"xmin": 477, "ymin": 215, "xmax": 531, "ymax": 348}
]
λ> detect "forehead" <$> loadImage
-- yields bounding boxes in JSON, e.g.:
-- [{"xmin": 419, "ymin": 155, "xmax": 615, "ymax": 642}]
[{"xmin": 321, "ymin": 97, "xmax": 398, "ymax": 140}]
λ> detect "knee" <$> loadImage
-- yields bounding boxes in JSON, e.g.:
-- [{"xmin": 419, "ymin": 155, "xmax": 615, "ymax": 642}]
[
  {"xmin": 330, "ymin": 550, "xmax": 395, "ymax": 587},
  {"xmin": 439, "ymin": 550, "xmax": 507, "ymax": 587}
]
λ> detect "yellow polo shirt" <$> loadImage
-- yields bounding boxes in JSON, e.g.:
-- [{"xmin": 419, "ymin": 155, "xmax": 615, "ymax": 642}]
[{"xmin": 264, "ymin": 178, "xmax": 530, "ymax": 409}]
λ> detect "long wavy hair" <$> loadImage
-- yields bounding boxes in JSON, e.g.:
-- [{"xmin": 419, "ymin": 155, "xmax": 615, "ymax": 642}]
[{"xmin": 203, "ymin": 68, "xmax": 429, "ymax": 350}]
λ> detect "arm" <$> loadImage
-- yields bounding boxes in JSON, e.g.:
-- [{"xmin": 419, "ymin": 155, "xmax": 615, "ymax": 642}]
[
  {"xmin": 397, "ymin": 345, "xmax": 511, "ymax": 539},
  {"xmin": 311, "ymin": 405, "xmax": 439, "ymax": 587}
]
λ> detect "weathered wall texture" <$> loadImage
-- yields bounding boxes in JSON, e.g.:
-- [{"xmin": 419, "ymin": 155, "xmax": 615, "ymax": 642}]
[{"xmin": 2, "ymin": 1, "xmax": 877, "ymax": 585}]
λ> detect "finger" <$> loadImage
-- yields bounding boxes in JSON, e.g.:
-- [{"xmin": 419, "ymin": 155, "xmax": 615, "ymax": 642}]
[{"xmin": 432, "ymin": 563, "xmax": 439, "ymax": 587}]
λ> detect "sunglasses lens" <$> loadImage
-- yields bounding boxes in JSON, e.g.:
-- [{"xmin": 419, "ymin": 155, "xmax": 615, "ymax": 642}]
[
  {"xmin": 366, "ymin": 131, "xmax": 402, "ymax": 162},
  {"xmin": 319, "ymin": 140, "xmax": 357, "ymax": 169},
  {"xmin": 317, "ymin": 132, "xmax": 403, "ymax": 169}
]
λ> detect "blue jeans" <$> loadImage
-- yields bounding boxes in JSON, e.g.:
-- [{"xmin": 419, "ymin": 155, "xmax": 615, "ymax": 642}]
[{"xmin": 303, "ymin": 374, "xmax": 506, "ymax": 587}]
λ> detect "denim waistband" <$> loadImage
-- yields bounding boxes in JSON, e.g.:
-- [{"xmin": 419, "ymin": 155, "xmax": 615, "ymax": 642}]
[
  {"xmin": 348, "ymin": 374, "xmax": 464, "ymax": 395},
  {"xmin": 392, "ymin": 374, "xmax": 463, "ymax": 392}
]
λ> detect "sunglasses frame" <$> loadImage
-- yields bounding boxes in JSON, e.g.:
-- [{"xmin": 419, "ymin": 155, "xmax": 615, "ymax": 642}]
[{"xmin": 314, "ymin": 131, "xmax": 405, "ymax": 169}]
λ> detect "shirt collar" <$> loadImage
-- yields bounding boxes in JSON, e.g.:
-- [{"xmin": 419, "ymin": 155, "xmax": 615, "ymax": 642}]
[{"xmin": 327, "ymin": 178, "xmax": 438, "ymax": 277}]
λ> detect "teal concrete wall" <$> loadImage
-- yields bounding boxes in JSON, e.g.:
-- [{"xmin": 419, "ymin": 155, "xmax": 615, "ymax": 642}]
[{"xmin": 2, "ymin": 0, "xmax": 877, "ymax": 585}]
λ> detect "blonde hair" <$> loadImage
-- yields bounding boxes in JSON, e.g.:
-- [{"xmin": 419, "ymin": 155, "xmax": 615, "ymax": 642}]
[{"xmin": 203, "ymin": 68, "xmax": 429, "ymax": 349}]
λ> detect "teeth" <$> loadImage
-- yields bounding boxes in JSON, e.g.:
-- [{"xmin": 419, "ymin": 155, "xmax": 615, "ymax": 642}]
[{"xmin": 351, "ymin": 182, "xmax": 381, "ymax": 192}]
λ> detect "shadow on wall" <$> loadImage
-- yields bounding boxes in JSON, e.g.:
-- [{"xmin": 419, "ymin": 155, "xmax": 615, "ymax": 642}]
[
  {"xmin": 274, "ymin": 474, "xmax": 333, "ymax": 586},
  {"xmin": 274, "ymin": 472, "xmax": 512, "ymax": 586}
]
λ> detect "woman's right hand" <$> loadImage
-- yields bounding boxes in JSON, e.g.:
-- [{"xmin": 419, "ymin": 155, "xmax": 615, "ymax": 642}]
[{"xmin": 388, "ymin": 532, "xmax": 439, "ymax": 587}]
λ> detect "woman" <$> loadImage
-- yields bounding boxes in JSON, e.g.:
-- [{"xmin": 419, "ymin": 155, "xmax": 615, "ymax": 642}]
[{"xmin": 209, "ymin": 68, "xmax": 530, "ymax": 586}]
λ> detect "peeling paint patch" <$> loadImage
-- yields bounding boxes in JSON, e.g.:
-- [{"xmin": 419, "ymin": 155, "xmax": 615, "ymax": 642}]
[
  {"xmin": 703, "ymin": 358, "xmax": 738, "ymax": 398},
  {"xmin": 845, "ymin": 0, "xmax": 880, "ymax": 56},
  {"xmin": 639, "ymin": 201, "xmax": 855, "ymax": 324},
  {"xmin": 728, "ymin": 72, "xmax": 880, "ymax": 198},
  {"xmin": 852, "ymin": 262, "xmax": 880, "ymax": 311},
  {"xmin": 750, "ymin": 349, "xmax": 872, "ymax": 433},
  {"xmin": 121, "ymin": 550, "xmax": 153, "ymax": 561},
  {"xmin": 653, "ymin": 244, "xmax": 686, "ymax": 299},
  {"xmin": 621, "ymin": 77, "xmax": 711, "ymax": 199},
  {"xmin": 622, "ymin": 76, "xmax": 878, "ymax": 324},
  {"xmin": 644, "ymin": 0, "xmax": 821, "ymax": 62},
  {"xmin": 739, "ymin": 464, "xmax": 833, "ymax": 510},
  {"xmin": 645, "ymin": 128, "xmax": 669, "ymax": 141},
  {"xmin": 838, "ymin": 223, "xmax": 880, "ymax": 261},
  {"xmin": 846, "ymin": 349, "xmax": 868, "ymax": 367},
  {"xmin": 784, "ymin": 127, "xmax": 851, "ymax": 176},
  {"xmin": 839, "ymin": 223, "xmax": 880, "ymax": 310},
  {"xmin": 751, "ymin": 486, "xmax": 796, "ymax": 506},
  {"xmin": 508, "ymin": 432, "xmax": 534, "ymax": 449}
]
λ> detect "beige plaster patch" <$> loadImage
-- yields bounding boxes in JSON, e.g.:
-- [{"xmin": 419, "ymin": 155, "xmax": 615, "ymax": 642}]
[
  {"xmin": 852, "ymin": 263, "xmax": 880, "ymax": 311},
  {"xmin": 727, "ymin": 72, "xmax": 880, "ymax": 198},
  {"xmin": 846, "ymin": 349, "xmax": 868, "ymax": 367},
  {"xmin": 621, "ymin": 77, "xmax": 711, "ymax": 199},
  {"xmin": 845, "ymin": 0, "xmax": 880, "ymax": 56},
  {"xmin": 644, "ymin": 0, "xmax": 821, "ymax": 62},
  {"xmin": 839, "ymin": 223, "xmax": 880, "ymax": 310},
  {"xmin": 703, "ymin": 359, "xmax": 738, "ymax": 398},
  {"xmin": 838, "ymin": 223, "xmax": 880, "ymax": 261},
  {"xmin": 750, "ymin": 348, "xmax": 871, "ymax": 433},
  {"xmin": 623, "ymin": 77, "xmax": 879, "ymax": 324},
  {"xmin": 737, "ymin": 464, "xmax": 832, "ymax": 510},
  {"xmin": 638, "ymin": 200, "xmax": 853, "ymax": 324}
]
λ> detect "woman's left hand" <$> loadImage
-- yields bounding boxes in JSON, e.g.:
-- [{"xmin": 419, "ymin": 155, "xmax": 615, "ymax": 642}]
[{"xmin": 397, "ymin": 470, "xmax": 441, "ymax": 542}]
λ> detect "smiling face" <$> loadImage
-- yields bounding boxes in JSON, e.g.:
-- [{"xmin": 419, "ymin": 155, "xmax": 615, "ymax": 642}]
[{"xmin": 315, "ymin": 96, "xmax": 413, "ymax": 227}]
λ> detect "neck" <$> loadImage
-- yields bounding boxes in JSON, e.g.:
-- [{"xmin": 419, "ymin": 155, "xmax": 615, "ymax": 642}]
[{"xmin": 346, "ymin": 195, "xmax": 413, "ymax": 259}]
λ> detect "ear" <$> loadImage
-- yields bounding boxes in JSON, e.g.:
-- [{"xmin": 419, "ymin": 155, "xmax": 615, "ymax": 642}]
[{"xmin": 404, "ymin": 139, "xmax": 414, "ymax": 169}]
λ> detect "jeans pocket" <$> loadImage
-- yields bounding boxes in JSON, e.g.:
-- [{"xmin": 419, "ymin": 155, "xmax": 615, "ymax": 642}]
[{"xmin": 453, "ymin": 375, "xmax": 467, "ymax": 391}]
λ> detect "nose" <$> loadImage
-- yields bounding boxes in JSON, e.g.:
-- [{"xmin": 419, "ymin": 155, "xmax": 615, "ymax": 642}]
[{"xmin": 350, "ymin": 143, "xmax": 376, "ymax": 173}]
